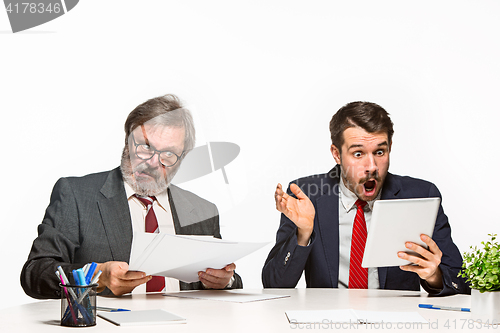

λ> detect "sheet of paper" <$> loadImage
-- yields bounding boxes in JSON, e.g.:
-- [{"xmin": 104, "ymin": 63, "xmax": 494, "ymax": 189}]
[
  {"xmin": 98, "ymin": 309, "xmax": 186, "ymax": 326},
  {"xmin": 129, "ymin": 233, "xmax": 267, "ymax": 282},
  {"xmin": 286, "ymin": 310, "xmax": 359, "ymax": 324},
  {"xmin": 353, "ymin": 310, "xmax": 428, "ymax": 324},
  {"xmin": 175, "ymin": 235, "xmax": 236, "ymax": 242},
  {"xmin": 285, "ymin": 309, "xmax": 428, "ymax": 324},
  {"xmin": 164, "ymin": 290, "xmax": 290, "ymax": 303}
]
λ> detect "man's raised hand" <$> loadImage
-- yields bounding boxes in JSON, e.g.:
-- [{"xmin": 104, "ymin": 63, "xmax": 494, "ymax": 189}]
[{"xmin": 275, "ymin": 183, "xmax": 315, "ymax": 246}]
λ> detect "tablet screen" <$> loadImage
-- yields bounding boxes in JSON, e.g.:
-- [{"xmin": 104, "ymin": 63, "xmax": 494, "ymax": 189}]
[{"xmin": 361, "ymin": 197, "xmax": 440, "ymax": 268}]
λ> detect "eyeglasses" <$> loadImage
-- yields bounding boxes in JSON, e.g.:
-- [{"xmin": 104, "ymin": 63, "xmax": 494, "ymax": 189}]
[{"xmin": 131, "ymin": 134, "xmax": 184, "ymax": 167}]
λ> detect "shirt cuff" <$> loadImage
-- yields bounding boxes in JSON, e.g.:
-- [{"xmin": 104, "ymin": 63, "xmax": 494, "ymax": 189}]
[
  {"xmin": 421, "ymin": 279, "xmax": 444, "ymax": 294},
  {"xmin": 226, "ymin": 275, "xmax": 235, "ymax": 288}
]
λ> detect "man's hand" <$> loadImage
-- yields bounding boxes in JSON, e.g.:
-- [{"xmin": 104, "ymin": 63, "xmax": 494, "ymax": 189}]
[
  {"xmin": 398, "ymin": 234, "xmax": 443, "ymax": 289},
  {"xmin": 198, "ymin": 263, "xmax": 235, "ymax": 289},
  {"xmin": 95, "ymin": 261, "xmax": 151, "ymax": 296},
  {"xmin": 275, "ymin": 183, "xmax": 315, "ymax": 246}
]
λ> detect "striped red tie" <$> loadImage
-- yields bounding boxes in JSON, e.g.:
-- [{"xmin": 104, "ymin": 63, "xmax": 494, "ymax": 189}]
[
  {"xmin": 135, "ymin": 195, "xmax": 165, "ymax": 292},
  {"xmin": 349, "ymin": 199, "xmax": 368, "ymax": 289}
]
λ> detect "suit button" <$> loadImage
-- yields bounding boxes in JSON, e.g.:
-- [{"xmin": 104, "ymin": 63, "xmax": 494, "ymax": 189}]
[{"xmin": 452, "ymin": 282, "xmax": 458, "ymax": 289}]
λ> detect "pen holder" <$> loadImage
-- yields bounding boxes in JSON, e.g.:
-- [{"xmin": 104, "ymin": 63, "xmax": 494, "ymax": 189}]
[{"xmin": 60, "ymin": 283, "xmax": 97, "ymax": 327}]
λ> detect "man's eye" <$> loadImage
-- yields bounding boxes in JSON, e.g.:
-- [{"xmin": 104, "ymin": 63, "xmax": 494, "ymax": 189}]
[
  {"xmin": 376, "ymin": 150, "xmax": 385, "ymax": 156},
  {"xmin": 140, "ymin": 144, "xmax": 151, "ymax": 150},
  {"xmin": 164, "ymin": 151, "xmax": 174, "ymax": 157},
  {"xmin": 354, "ymin": 152, "xmax": 362, "ymax": 158}
]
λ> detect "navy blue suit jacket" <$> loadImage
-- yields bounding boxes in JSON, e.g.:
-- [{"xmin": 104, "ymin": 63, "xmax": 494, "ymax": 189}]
[{"xmin": 262, "ymin": 165, "xmax": 470, "ymax": 296}]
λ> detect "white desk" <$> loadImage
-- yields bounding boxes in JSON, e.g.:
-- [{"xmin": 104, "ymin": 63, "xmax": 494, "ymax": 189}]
[{"xmin": 1, "ymin": 289, "xmax": 477, "ymax": 332}]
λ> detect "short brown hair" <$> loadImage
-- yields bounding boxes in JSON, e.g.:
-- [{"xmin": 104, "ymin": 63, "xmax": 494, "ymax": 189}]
[
  {"xmin": 329, "ymin": 101, "xmax": 394, "ymax": 151},
  {"xmin": 124, "ymin": 94, "xmax": 195, "ymax": 152}
]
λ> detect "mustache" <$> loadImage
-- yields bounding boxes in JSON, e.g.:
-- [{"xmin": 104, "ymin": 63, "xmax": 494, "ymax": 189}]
[
  {"xmin": 133, "ymin": 158, "xmax": 179, "ymax": 183},
  {"xmin": 134, "ymin": 163, "xmax": 160, "ymax": 175},
  {"xmin": 359, "ymin": 172, "xmax": 380, "ymax": 184},
  {"xmin": 133, "ymin": 159, "xmax": 167, "ymax": 173}
]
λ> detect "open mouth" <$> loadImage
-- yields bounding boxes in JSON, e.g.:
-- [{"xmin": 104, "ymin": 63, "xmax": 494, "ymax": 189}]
[
  {"xmin": 363, "ymin": 179, "xmax": 377, "ymax": 196},
  {"xmin": 364, "ymin": 180, "xmax": 375, "ymax": 191}
]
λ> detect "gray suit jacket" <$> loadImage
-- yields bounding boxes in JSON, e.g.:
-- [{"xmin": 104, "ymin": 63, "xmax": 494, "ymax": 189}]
[{"xmin": 21, "ymin": 167, "xmax": 242, "ymax": 299}]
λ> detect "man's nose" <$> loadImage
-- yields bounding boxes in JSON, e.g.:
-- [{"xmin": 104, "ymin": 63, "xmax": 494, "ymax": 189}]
[
  {"xmin": 365, "ymin": 154, "xmax": 378, "ymax": 174},
  {"xmin": 146, "ymin": 152, "xmax": 161, "ymax": 167}
]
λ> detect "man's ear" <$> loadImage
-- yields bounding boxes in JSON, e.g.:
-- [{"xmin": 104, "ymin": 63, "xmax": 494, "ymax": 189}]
[{"xmin": 330, "ymin": 145, "xmax": 341, "ymax": 165}]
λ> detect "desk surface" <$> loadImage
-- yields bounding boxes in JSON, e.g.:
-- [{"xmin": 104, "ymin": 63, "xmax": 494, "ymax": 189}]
[{"xmin": 2, "ymin": 289, "xmax": 478, "ymax": 332}]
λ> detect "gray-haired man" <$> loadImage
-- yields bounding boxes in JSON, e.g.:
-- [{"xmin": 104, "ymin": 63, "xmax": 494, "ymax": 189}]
[{"xmin": 21, "ymin": 94, "xmax": 242, "ymax": 299}]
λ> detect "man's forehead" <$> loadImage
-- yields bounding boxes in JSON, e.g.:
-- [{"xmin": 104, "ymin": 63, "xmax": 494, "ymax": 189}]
[
  {"xmin": 133, "ymin": 124, "xmax": 184, "ymax": 136},
  {"xmin": 132, "ymin": 124, "xmax": 185, "ymax": 147},
  {"xmin": 342, "ymin": 127, "xmax": 388, "ymax": 148}
]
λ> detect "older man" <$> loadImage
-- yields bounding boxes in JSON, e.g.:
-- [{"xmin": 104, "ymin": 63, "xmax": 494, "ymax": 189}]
[
  {"xmin": 21, "ymin": 94, "xmax": 242, "ymax": 299},
  {"xmin": 262, "ymin": 101, "xmax": 469, "ymax": 296}
]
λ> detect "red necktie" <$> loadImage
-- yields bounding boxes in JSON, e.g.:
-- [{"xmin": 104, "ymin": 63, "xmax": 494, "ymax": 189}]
[
  {"xmin": 135, "ymin": 195, "xmax": 165, "ymax": 292},
  {"xmin": 349, "ymin": 199, "xmax": 368, "ymax": 289}
]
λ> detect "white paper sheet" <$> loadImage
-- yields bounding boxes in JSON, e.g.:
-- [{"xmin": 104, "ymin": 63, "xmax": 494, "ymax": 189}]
[
  {"xmin": 129, "ymin": 233, "xmax": 267, "ymax": 282},
  {"xmin": 354, "ymin": 310, "xmax": 428, "ymax": 323},
  {"xmin": 164, "ymin": 290, "xmax": 291, "ymax": 303},
  {"xmin": 286, "ymin": 309, "xmax": 428, "ymax": 324},
  {"xmin": 286, "ymin": 309, "xmax": 359, "ymax": 324},
  {"xmin": 98, "ymin": 309, "xmax": 186, "ymax": 326}
]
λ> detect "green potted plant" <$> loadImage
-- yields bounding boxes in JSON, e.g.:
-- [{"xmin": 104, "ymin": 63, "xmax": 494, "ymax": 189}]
[{"xmin": 459, "ymin": 233, "xmax": 500, "ymax": 323}]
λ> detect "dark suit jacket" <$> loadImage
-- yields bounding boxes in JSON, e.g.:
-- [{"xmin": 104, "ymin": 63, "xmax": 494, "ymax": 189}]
[
  {"xmin": 21, "ymin": 167, "xmax": 242, "ymax": 299},
  {"xmin": 262, "ymin": 165, "xmax": 470, "ymax": 296}
]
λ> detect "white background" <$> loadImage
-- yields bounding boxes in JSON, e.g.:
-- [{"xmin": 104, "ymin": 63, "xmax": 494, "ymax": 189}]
[{"xmin": 1, "ymin": 0, "xmax": 499, "ymax": 310}]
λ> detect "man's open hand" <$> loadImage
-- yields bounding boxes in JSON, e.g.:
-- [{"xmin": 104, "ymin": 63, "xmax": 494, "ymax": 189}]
[
  {"xmin": 275, "ymin": 183, "xmax": 315, "ymax": 246},
  {"xmin": 95, "ymin": 261, "xmax": 151, "ymax": 295}
]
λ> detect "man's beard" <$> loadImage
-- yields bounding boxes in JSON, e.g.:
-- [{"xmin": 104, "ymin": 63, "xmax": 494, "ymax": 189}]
[{"xmin": 120, "ymin": 145, "xmax": 180, "ymax": 196}]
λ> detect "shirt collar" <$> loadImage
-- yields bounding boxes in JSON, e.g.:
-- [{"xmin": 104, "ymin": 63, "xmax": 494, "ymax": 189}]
[
  {"xmin": 124, "ymin": 181, "xmax": 170, "ymax": 211},
  {"xmin": 339, "ymin": 175, "xmax": 381, "ymax": 212}
]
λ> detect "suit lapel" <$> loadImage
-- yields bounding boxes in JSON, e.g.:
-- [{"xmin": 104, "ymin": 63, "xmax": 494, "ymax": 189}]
[
  {"xmin": 315, "ymin": 167, "xmax": 341, "ymax": 287},
  {"xmin": 316, "ymin": 191, "xmax": 340, "ymax": 287},
  {"xmin": 377, "ymin": 173, "xmax": 401, "ymax": 289},
  {"xmin": 97, "ymin": 168, "xmax": 133, "ymax": 262},
  {"xmin": 168, "ymin": 185, "xmax": 199, "ymax": 233}
]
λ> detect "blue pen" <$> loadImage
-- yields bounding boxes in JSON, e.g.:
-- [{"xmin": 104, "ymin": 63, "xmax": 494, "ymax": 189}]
[
  {"xmin": 96, "ymin": 306, "xmax": 131, "ymax": 312},
  {"xmin": 72, "ymin": 270, "xmax": 81, "ymax": 287},
  {"xmin": 419, "ymin": 304, "xmax": 470, "ymax": 312},
  {"xmin": 85, "ymin": 262, "xmax": 97, "ymax": 285},
  {"xmin": 75, "ymin": 269, "xmax": 88, "ymax": 305},
  {"xmin": 76, "ymin": 269, "xmax": 87, "ymax": 286}
]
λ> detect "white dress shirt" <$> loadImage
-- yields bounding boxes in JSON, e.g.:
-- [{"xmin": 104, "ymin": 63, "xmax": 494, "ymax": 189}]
[
  {"xmin": 337, "ymin": 177, "xmax": 381, "ymax": 289},
  {"xmin": 124, "ymin": 182, "xmax": 180, "ymax": 293}
]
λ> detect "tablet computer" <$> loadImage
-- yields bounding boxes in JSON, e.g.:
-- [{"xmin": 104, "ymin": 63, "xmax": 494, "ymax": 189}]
[{"xmin": 361, "ymin": 197, "xmax": 440, "ymax": 268}]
